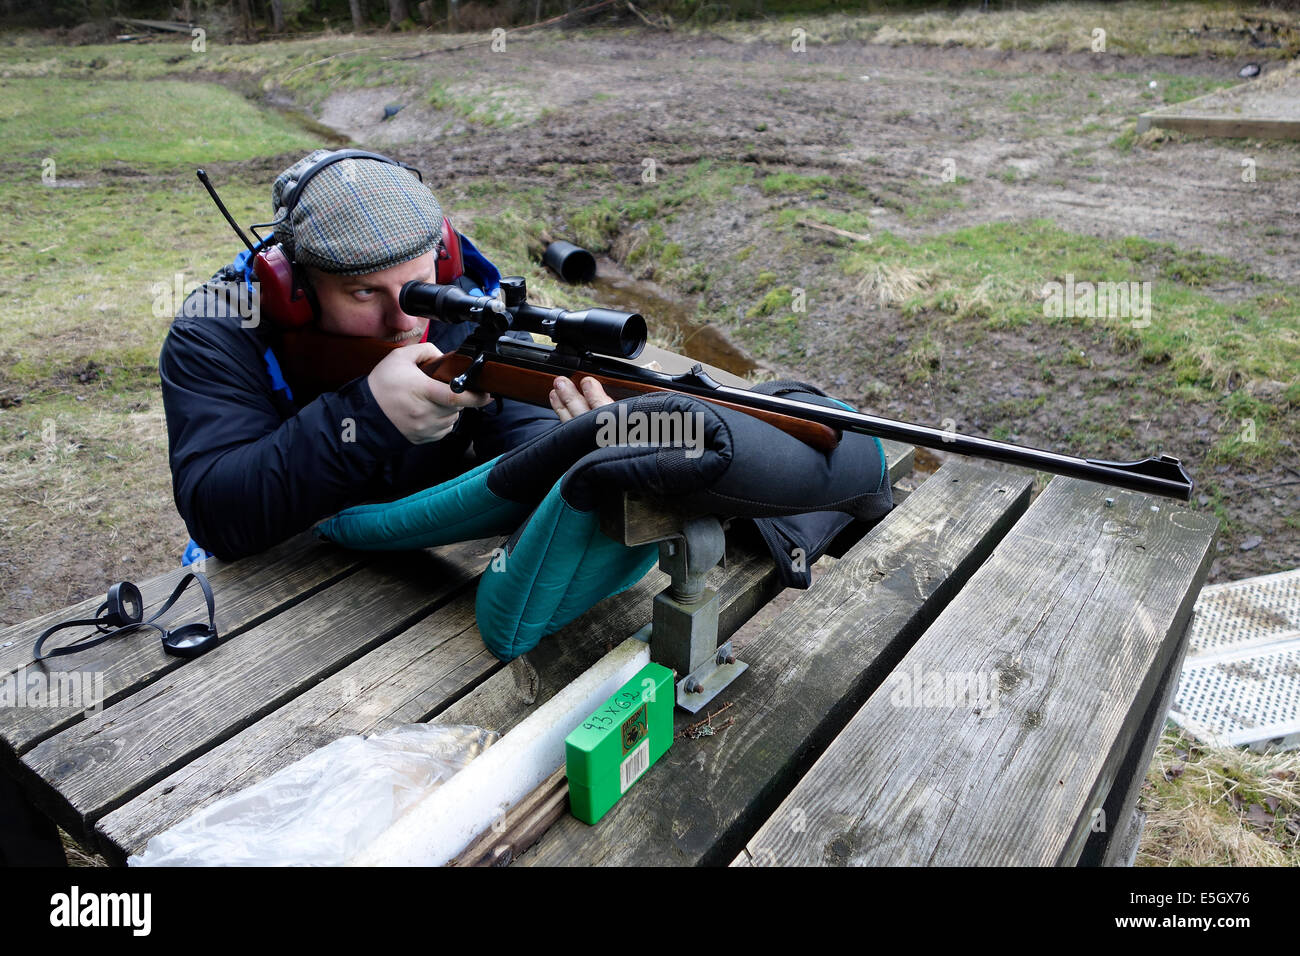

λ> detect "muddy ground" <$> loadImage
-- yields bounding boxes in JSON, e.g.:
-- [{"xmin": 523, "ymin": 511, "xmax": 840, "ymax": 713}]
[
  {"xmin": 314, "ymin": 30, "xmax": 1297, "ymax": 581},
  {"xmin": 2, "ymin": 27, "xmax": 1297, "ymax": 632}
]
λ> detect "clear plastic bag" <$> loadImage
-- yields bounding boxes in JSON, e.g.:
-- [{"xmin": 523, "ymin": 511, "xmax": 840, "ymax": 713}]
[{"xmin": 128, "ymin": 723, "xmax": 497, "ymax": 867}]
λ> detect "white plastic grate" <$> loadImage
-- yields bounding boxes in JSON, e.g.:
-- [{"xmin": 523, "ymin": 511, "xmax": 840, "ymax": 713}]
[
  {"xmin": 1187, "ymin": 568, "xmax": 1300, "ymax": 655},
  {"xmin": 1170, "ymin": 569, "xmax": 1300, "ymax": 750}
]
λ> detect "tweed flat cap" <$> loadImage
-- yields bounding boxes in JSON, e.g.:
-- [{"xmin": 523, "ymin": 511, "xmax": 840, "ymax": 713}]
[{"xmin": 271, "ymin": 149, "xmax": 443, "ymax": 276}]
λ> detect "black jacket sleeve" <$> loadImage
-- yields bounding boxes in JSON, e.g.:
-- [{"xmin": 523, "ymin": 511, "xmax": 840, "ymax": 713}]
[{"xmin": 159, "ymin": 286, "xmax": 416, "ymax": 561}]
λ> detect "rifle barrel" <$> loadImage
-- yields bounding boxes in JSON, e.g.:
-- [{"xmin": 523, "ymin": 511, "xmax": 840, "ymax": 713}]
[
  {"xmin": 701, "ymin": 379, "xmax": 1194, "ymax": 501},
  {"xmin": 399, "ymin": 280, "xmax": 1195, "ymax": 501}
]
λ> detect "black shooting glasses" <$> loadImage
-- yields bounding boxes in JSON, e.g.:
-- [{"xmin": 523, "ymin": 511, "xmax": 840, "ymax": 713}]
[{"xmin": 33, "ymin": 572, "xmax": 220, "ymax": 663}]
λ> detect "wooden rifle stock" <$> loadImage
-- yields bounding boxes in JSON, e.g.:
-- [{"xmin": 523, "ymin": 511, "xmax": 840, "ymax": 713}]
[
  {"xmin": 417, "ymin": 353, "xmax": 842, "ymax": 453},
  {"xmin": 273, "ymin": 328, "xmax": 841, "ymax": 452}
]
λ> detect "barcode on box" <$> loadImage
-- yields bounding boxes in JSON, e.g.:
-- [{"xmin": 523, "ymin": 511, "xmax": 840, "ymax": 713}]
[{"xmin": 620, "ymin": 738, "xmax": 650, "ymax": 793}]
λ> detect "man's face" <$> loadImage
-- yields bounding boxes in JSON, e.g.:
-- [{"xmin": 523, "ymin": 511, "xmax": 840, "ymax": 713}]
[{"xmin": 308, "ymin": 251, "xmax": 436, "ymax": 342}]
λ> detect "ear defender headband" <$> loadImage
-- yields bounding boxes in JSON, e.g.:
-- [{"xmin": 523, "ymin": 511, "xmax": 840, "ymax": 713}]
[{"xmin": 197, "ymin": 151, "xmax": 465, "ymax": 329}]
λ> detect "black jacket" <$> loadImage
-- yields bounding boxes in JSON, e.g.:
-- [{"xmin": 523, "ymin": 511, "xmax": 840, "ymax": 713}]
[{"xmin": 158, "ymin": 274, "xmax": 559, "ymax": 561}]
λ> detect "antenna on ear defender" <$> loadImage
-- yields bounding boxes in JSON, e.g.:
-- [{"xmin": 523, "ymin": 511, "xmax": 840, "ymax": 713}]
[
  {"xmin": 195, "ymin": 165, "xmax": 317, "ymax": 327},
  {"xmin": 196, "ymin": 169, "xmax": 256, "ymax": 253}
]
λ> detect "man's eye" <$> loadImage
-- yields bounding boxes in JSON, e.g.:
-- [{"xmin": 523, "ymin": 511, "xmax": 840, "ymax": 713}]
[{"xmin": 352, "ymin": 289, "xmax": 374, "ymax": 300}]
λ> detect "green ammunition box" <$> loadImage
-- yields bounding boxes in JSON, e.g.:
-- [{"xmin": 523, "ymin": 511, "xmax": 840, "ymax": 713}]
[{"xmin": 565, "ymin": 662, "xmax": 674, "ymax": 824}]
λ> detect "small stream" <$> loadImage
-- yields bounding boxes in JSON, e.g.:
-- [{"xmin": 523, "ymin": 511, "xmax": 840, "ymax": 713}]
[
  {"xmin": 268, "ymin": 99, "xmax": 356, "ymax": 147},
  {"xmin": 586, "ymin": 258, "xmax": 763, "ymax": 379}
]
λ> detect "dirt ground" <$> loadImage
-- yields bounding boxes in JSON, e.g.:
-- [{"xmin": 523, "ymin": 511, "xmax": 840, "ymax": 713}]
[
  {"xmin": 2, "ymin": 26, "xmax": 1297, "ymax": 633},
  {"xmin": 320, "ymin": 36, "xmax": 1300, "ymax": 281}
]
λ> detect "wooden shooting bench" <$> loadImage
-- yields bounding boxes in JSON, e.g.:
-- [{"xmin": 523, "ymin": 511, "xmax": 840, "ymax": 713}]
[{"xmin": 0, "ymin": 353, "xmax": 1219, "ymax": 867}]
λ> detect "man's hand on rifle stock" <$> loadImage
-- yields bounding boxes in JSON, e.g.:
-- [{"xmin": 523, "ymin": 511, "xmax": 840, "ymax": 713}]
[
  {"xmin": 549, "ymin": 375, "xmax": 615, "ymax": 423},
  {"xmin": 368, "ymin": 343, "xmax": 493, "ymax": 444}
]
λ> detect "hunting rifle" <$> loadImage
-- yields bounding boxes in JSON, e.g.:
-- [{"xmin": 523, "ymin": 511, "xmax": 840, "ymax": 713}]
[{"xmin": 275, "ymin": 275, "xmax": 1194, "ymax": 501}]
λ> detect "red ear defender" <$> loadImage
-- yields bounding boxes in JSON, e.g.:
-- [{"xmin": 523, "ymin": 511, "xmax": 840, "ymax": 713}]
[
  {"xmin": 257, "ymin": 219, "xmax": 456, "ymax": 329},
  {"xmin": 436, "ymin": 216, "xmax": 463, "ymax": 283},
  {"xmin": 253, "ymin": 244, "xmax": 317, "ymax": 328}
]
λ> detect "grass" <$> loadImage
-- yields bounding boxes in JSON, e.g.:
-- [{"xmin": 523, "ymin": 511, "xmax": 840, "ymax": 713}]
[
  {"xmin": 0, "ymin": 393, "xmax": 173, "ymax": 553},
  {"xmin": 1140, "ymin": 725, "xmax": 1300, "ymax": 866},
  {"xmin": 760, "ymin": 171, "xmax": 837, "ymax": 196},
  {"xmin": 746, "ymin": 286, "xmax": 794, "ymax": 318},
  {"xmin": 834, "ymin": 220, "xmax": 1298, "ymax": 463},
  {"xmin": 424, "ymin": 77, "xmax": 542, "ymax": 128},
  {"xmin": 902, "ymin": 180, "xmax": 967, "ymax": 222},
  {"xmin": 0, "ymin": 174, "xmax": 289, "ymax": 386},
  {"xmin": 0, "ymin": 77, "xmax": 318, "ymax": 170},
  {"xmin": 775, "ymin": 205, "xmax": 873, "ymax": 238},
  {"xmin": 843, "ymin": 222, "xmax": 1290, "ymax": 381},
  {"xmin": 704, "ymin": 1, "xmax": 1300, "ymax": 60},
  {"xmin": 903, "ymin": 329, "xmax": 942, "ymax": 383}
]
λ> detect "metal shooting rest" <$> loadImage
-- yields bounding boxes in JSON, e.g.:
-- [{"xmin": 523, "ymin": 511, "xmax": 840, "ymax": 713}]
[{"xmin": 599, "ymin": 492, "xmax": 747, "ymax": 714}]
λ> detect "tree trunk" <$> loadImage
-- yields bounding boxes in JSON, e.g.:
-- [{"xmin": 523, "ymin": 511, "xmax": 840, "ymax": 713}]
[
  {"xmin": 234, "ymin": 0, "xmax": 255, "ymax": 39},
  {"xmin": 269, "ymin": 0, "xmax": 285, "ymax": 32},
  {"xmin": 350, "ymin": 0, "xmax": 366, "ymax": 31},
  {"xmin": 387, "ymin": 0, "xmax": 409, "ymax": 25}
]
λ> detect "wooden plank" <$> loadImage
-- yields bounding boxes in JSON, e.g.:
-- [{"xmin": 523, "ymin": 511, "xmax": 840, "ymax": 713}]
[
  {"xmin": 1084, "ymin": 612, "xmax": 1195, "ymax": 867},
  {"xmin": 1139, "ymin": 78, "xmax": 1258, "ymax": 118},
  {"xmin": 1142, "ymin": 114, "xmax": 1300, "ymax": 140},
  {"xmin": 734, "ymin": 478, "xmax": 1217, "ymax": 867},
  {"xmin": 0, "ymin": 530, "xmax": 337, "ymax": 676},
  {"xmin": 353, "ymin": 638, "xmax": 652, "ymax": 866},
  {"xmin": 96, "ymin": 533, "xmax": 780, "ymax": 863},
  {"xmin": 0, "ymin": 532, "xmax": 367, "ymax": 760},
  {"xmin": 1110, "ymin": 808, "xmax": 1147, "ymax": 868},
  {"xmin": 516, "ymin": 461, "xmax": 1033, "ymax": 866},
  {"xmin": 17, "ymin": 540, "xmax": 495, "ymax": 844},
  {"xmin": 93, "ymin": 447, "xmax": 914, "ymax": 862},
  {"xmin": 451, "ymin": 766, "xmax": 569, "ymax": 866},
  {"xmin": 95, "ymin": 591, "xmax": 492, "ymax": 863},
  {"xmin": 113, "ymin": 17, "xmax": 195, "ymax": 32}
]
